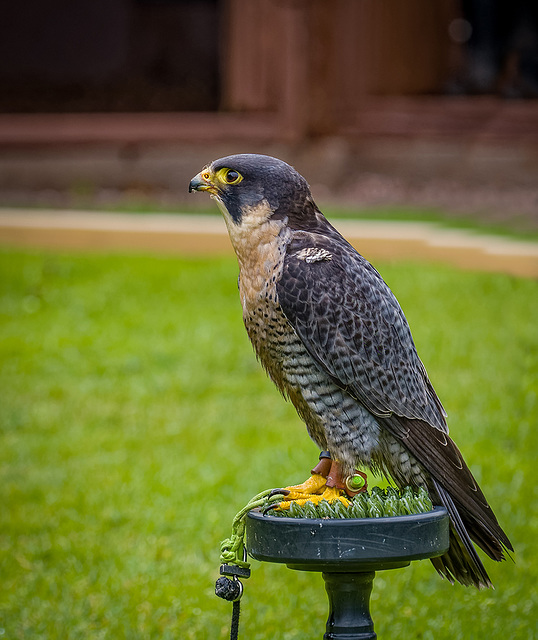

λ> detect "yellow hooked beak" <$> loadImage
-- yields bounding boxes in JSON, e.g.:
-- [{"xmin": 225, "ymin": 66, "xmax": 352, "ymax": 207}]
[{"xmin": 188, "ymin": 169, "xmax": 218, "ymax": 195}]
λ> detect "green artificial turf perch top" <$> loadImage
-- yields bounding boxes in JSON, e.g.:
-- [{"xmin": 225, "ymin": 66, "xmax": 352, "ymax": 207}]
[{"xmin": 271, "ymin": 486, "xmax": 433, "ymax": 520}]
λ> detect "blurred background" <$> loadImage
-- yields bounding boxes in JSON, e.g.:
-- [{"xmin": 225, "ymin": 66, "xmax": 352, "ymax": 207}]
[
  {"xmin": 1, "ymin": 3, "xmax": 538, "ymax": 639},
  {"xmin": 0, "ymin": 0, "xmax": 537, "ymax": 227}
]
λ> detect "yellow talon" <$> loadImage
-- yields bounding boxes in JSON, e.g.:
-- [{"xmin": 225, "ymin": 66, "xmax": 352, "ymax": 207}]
[
  {"xmin": 277, "ymin": 476, "xmax": 350, "ymax": 510},
  {"xmin": 284, "ymin": 473, "xmax": 327, "ymax": 497}
]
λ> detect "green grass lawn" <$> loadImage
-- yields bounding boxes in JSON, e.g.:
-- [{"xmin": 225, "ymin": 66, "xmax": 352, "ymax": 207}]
[{"xmin": 1, "ymin": 248, "xmax": 537, "ymax": 639}]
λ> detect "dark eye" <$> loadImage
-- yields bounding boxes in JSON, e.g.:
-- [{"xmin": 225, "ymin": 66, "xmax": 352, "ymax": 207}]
[{"xmin": 225, "ymin": 170, "xmax": 240, "ymax": 184}]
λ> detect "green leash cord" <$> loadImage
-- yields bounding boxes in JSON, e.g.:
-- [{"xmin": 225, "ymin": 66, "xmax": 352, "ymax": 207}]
[
  {"xmin": 215, "ymin": 489, "xmax": 285, "ymax": 640},
  {"xmin": 219, "ymin": 488, "xmax": 284, "ymax": 568}
]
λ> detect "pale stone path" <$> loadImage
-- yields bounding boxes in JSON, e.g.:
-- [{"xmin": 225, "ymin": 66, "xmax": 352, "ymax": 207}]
[{"xmin": 1, "ymin": 209, "xmax": 537, "ymax": 278}]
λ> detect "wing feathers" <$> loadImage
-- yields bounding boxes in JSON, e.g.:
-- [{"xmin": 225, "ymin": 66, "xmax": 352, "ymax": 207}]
[
  {"xmin": 389, "ymin": 414, "xmax": 512, "ymax": 555},
  {"xmin": 278, "ymin": 234, "xmax": 448, "ymax": 429}
]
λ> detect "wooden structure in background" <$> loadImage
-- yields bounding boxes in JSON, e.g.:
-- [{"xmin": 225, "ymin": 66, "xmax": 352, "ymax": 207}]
[
  {"xmin": 0, "ymin": 0, "xmax": 537, "ymax": 158},
  {"xmin": 223, "ymin": 0, "xmax": 456, "ymax": 139}
]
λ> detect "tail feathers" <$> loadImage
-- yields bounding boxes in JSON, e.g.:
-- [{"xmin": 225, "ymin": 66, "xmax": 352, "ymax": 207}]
[
  {"xmin": 405, "ymin": 418, "xmax": 512, "ymax": 554},
  {"xmin": 432, "ymin": 479, "xmax": 495, "ymax": 589},
  {"xmin": 430, "ymin": 528, "xmax": 491, "ymax": 589},
  {"xmin": 464, "ymin": 510, "xmax": 513, "ymax": 562},
  {"xmin": 387, "ymin": 415, "xmax": 513, "ymax": 587}
]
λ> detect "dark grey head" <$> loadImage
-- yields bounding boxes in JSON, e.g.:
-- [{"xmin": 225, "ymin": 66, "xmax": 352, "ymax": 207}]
[{"xmin": 189, "ymin": 153, "xmax": 311, "ymax": 225}]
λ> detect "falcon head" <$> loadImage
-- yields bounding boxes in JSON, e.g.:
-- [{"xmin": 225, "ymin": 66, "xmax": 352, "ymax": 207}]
[{"xmin": 189, "ymin": 154, "xmax": 311, "ymax": 226}]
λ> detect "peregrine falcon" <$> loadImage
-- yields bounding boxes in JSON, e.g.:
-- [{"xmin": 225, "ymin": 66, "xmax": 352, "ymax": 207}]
[{"xmin": 189, "ymin": 153, "xmax": 512, "ymax": 588}]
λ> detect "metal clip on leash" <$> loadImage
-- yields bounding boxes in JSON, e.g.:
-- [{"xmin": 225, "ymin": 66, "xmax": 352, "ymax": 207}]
[{"xmin": 215, "ymin": 548, "xmax": 251, "ymax": 640}]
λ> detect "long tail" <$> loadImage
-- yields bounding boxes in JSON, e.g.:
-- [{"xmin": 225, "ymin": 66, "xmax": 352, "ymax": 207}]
[
  {"xmin": 388, "ymin": 416, "xmax": 513, "ymax": 589},
  {"xmin": 431, "ymin": 479, "xmax": 493, "ymax": 588}
]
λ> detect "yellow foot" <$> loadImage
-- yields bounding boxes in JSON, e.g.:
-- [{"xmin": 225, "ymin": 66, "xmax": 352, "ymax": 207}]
[
  {"xmin": 277, "ymin": 475, "xmax": 350, "ymax": 510},
  {"xmin": 283, "ymin": 473, "xmax": 327, "ymax": 498}
]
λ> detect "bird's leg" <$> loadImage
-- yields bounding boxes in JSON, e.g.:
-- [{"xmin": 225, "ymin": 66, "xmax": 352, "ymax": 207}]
[
  {"xmin": 327, "ymin": 461, "xmax": 368, "ymax": 497},
  {"xmin": 276, "ymin": 453, "xmax": 367, "ymax": 510},
  {"xmin": 277, "ymin": 451, "xmax": 332, "ymax": 503}
]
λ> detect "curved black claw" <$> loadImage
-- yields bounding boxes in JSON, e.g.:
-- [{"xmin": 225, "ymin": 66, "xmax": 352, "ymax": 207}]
[
  {"xmin": 262, "ymin": 489, "xmax": 290, "ymax": 514},
  {"xmin": 262, "ymin": 503, "xmax": 279, "ymax": 515},
  {"xmin": 269, "ymin": 488, "xmax": 290, "ymax": 498}
]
